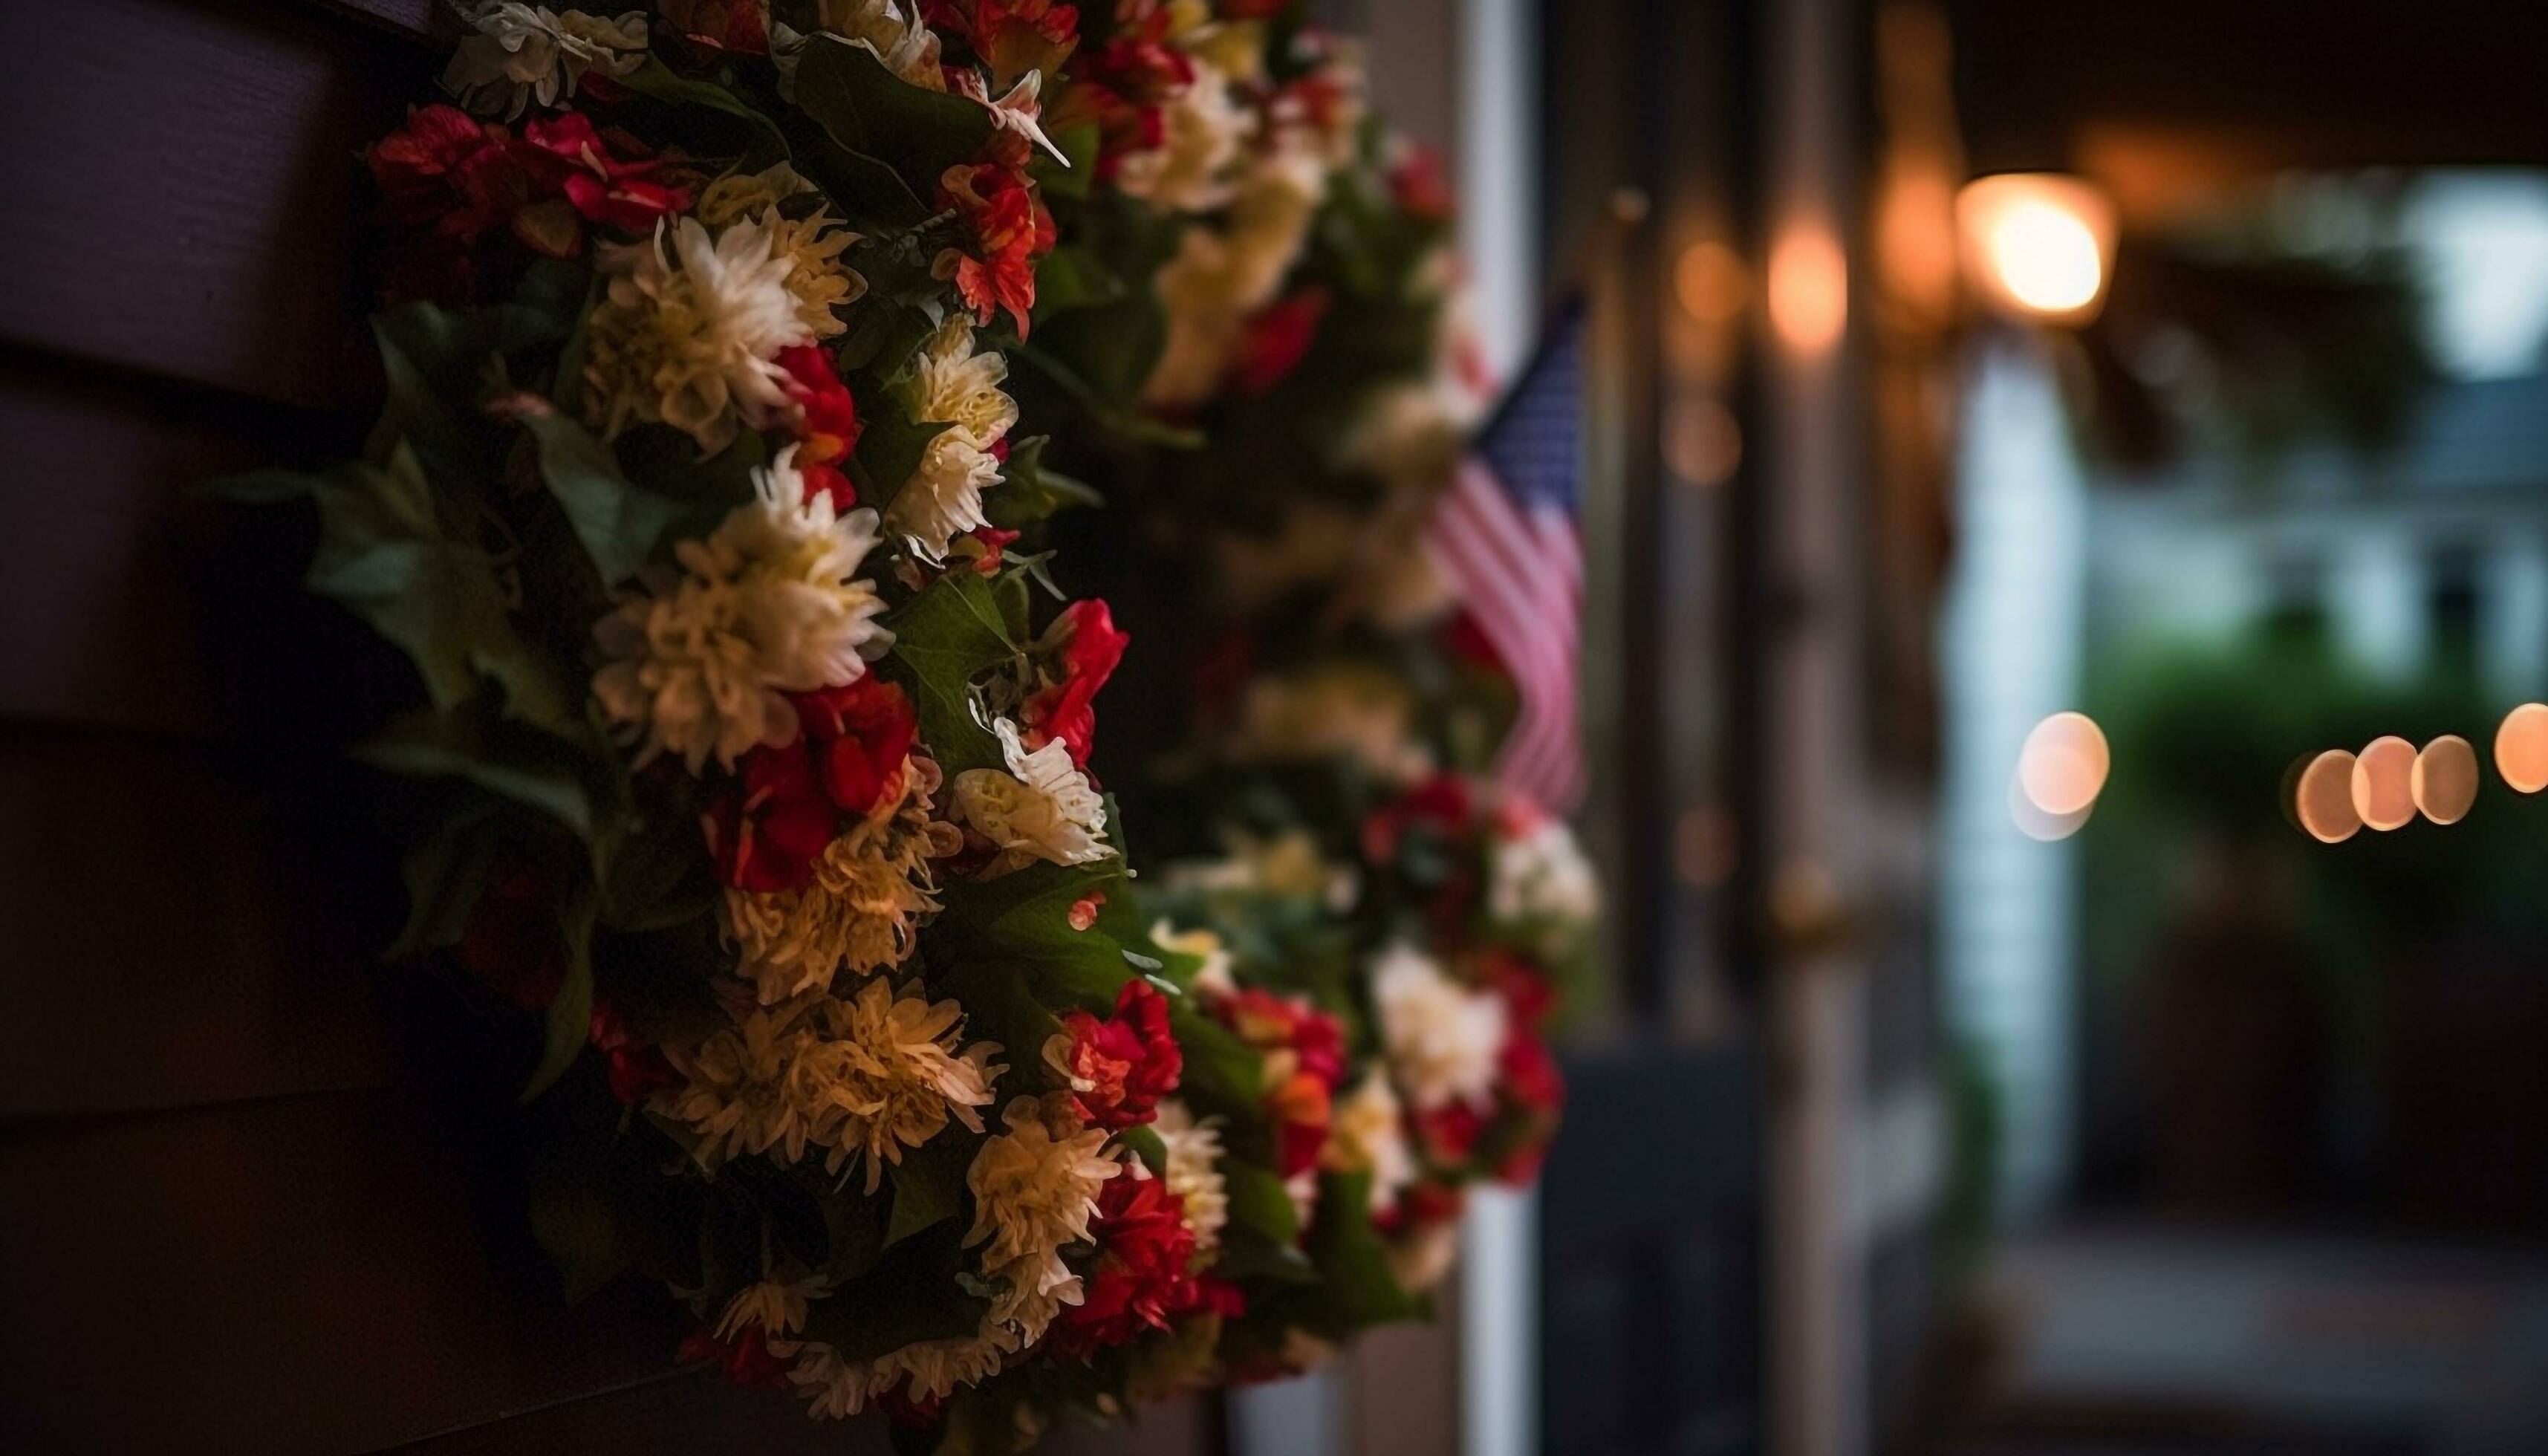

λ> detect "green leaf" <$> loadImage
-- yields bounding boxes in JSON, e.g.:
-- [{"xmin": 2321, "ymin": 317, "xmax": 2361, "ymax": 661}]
[
  {"xmin": 524, "ymin": 881, "xmax": 599, "ymax": 1101},
  {"xmin": 617, "ymin": 57, "xmax": 790, "ymax": 149},
  {"xmin": 1030, "ymin": 120, "xmax": 1100, "ymax": 200},
  {"xmin": 791, "ymin": 36, "xmax": 995, "ymax": 198},
  {"xmin": 355, "ymin": 703, "xmax": 605, "ymax": 843},
  {"xmin": 1223, "ymin": 1160, "xmax": 1301, "ymax": 1249},
  {"xmin": 799, "ymin": 1221, "xmax": 987, "ymax": 1362},
  {"xmin": 1118, "ymin": 1123, "xmax": 1168, "ymax": 1177},
  {"xmin": 985, "ymin": 435, "xmax": 1102, "ymax": 529},
  {"xmin": 383, "ymin": 799, "xmax": 502, "ymax": 961},
  {"xmin": 304, "ymin": 443, "xmax": 582, "ymax": 738},
  {"xmin": 851, "ymin": 412, "xmax": 954, "ymax": 513},
  {"xmin": 1299, "ymin": 1171, "xmax": 1424, "ymax": 1331},
  {"xmin": 885, "ymin": 1137, "xmax": 971, "ymax": 1247},
  {"xmin": 1028, "ymin": 247, "xmax": 1122, "ymax": 317},
  {"xmin": 526, "ymin": 1161, "xmax": 640, "ymax": 1304},
  {"xmin": 521, "ymin": 412, "xmax": 687, "ymax": 584},
  {"xmin": 878, "ymin": 570, "xmax": 1017, "ymax": 773},
  {"xmin": 598, "ymin": 789, "xmax": 718, "ymax": 932}
]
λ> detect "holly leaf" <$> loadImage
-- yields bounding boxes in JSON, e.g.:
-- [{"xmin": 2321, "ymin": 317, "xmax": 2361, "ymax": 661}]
[
  {"xmin": 885, "ymin": 1136, "xmax": 972, "ymax": 1247},
  {"xmin": 792, "ymin": 36, "xmax": 995, "ymax": 198},
  {"xmin": 616, "ymin": 57, "xmax": 789, "ymax": 156},
  {"xmin": 520, "ymin": 412, "xmax": 689, "ymax": 584},
  {"xmin": 878, "ymin": 570, "xmax": 1016, "ymax": 773},
  {"xmin": 303, "ymin": 442, "xmax": 582, "ymax": 739}
]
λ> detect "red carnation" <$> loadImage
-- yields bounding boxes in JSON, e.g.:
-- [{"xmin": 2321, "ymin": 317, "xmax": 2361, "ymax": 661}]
[
  {"xmin": 1021, "ymin": 599, "xmax": 1130, "ymax": 767},
  {"xmin": 1415, "ymin": 1099, "xmax": 1486, "ymax": 1166},
  {"xmin": 1388, "ymin": 144, "xmax": 1457, "ymax": 223},
  {"xmin": 1376, "ymin": 1180, "xmax": 1467, "ymax": 1238},
  {"xmin": 1216, "ymin": 989, "xmax": 1348, "ymax": 1177},
  {"xmin": 777, "ymin": 345, "xmax": 863, "ymax": 487},
  {"xmin": 1048, "ymin": 1174, "xmax": 1229, "ymax": 1359},
  {"xmin": 955, "ymin": 524, "xmax": 1022, "ymax": 576},
  {"xmin": 938, "ymin": 162, "xmax": 1055, "ymax": 337},
  {"xmin": 703, "ymin": 741, "xmax": 837, "ymax": 893},
  {"xmin": 523, "ymin": 112, "xmax": 692, "ymax": 235},
  {"xmin": 1056, "ymin": 978, "xmax": 1182, "ymax": 1131},
  {"xmin": 1232, "ymin": 288, "xmax": 1331, "ymax": 396},
  {"xmin": 590, "ymin": 998, "xmax": 680, "ymax": 1103},
  {"xmin": 791, "ymin": 677, "xmax": 919, "ymax": 817},
  {"xmin": 677, "ymin": 1325, "xmax": 793, "ymax": 1391},
  {"xmin": 1477, "ymin": 948, "xmax": 1559, "ymax": 1027}
]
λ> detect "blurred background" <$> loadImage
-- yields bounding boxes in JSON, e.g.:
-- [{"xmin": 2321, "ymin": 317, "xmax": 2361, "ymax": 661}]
[{"xmin": 1321, "ymin": 1, "xmax": 2548, "ymax": 1454}]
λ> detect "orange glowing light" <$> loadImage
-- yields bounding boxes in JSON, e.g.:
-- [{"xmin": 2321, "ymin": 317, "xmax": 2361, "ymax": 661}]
[
  {"xmin": 2016, "ymin": 712, "xmax": 2110, "ymax": 817},
  {"xmin": 2411, "ymin": 735, "xmax": 2478, "ymax": 825},
  {"xmin": 1955, "ymin": 173, "xmax": 2117, "ymax": 325},
  {"xmin": 2497, "ymin": 703, "xmax": 2548, "ymax": 794},
  {"xmin": 1675, "ymin": 240, "xmax": 1752, "ymax": 325},
  {"xmin": 2295, "ymin": 749, "xmax": 2362, "ymax": 844},
  {"xmin": 2350, "ymin": 736, "xmax": 2417, "ymax": 831},
  {"xmin": 1768, "ymin": 227, "xmax": 1848, "ymax": 354}
]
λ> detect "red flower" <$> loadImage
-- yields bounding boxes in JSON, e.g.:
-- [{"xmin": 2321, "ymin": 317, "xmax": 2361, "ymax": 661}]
[
  {"xmin": 1216, "ymin": 989, "xmax": 1348, "ymax": 1176},
  {"xmin": 1498, "ymin": 1030, "xmax": 1564, "ymax": 1119},
  {"xmin": 453, "ymin": 864, "xmax": 568, "ymax": 1011},
  {"xmin": 1049, "ymin": 1174, "xmax": 1229, "ymax": 1359},
  {"xmin": 523, "ymin": 112, "xmax": 692, "ymax": 235},
  {"xmin": 955, "ymin": 524, "xmax": 1022, "ymax": 576},
  {"xmin": 1476, "ymin": 948, "xmax": 1558, "ymax": 1027},
  {"xmin": 1056, "ymin": 978, "xmax": 1182, "ymax": 1131},
  {"xmin": 703, "ymin": 741, "xmax": 838, "ymax": 893},
  {"xmin": 1067, "ymin": 890, "xmax": 1108, "ymax": 931},
  {"xmin": 938, "ymin": 162, "xmax": 1056, "ymax": 337},
  {"xmin": 590, "ymin": 999, "xmax": 680, "ymax": 1103},
  {"xmin": 926, "ymin": 0, "xmax": 1079, "ymax": 87},
  {"xmin": 657, "ymin": 0, "xmax": 770, "ymax": 55},
  {"xmin": 792, "ymin": 677, "xmax": 919, "ymax": 817},
  {"xmin": 1415, "ymin": 1099, "xmax": 1486, "ymax": 1165},
  {"xmin": 1021, "ymin": 599, "xmax": 1129, "ymax": 767},
  {"xmin": 1361, "ymin": 773, "xmax": 1477, "ymax": 864},
  {"xmin": 777, "ymin": 345, "xmax": 863, "ymax": 470},
  {"xmin": 1231, "ymin": 287, "xmax": 1331, "ymax": 396},
  {"xmin": 1375, "ymin": 1180, "xmax": 1466, "ymax": 1237},
  {"xmin": 1219, "ymin": 0, "xmax": 1293, "ymax": 17},
  {"xmin": 677, "ymin": 1325, "xmax": 793, "ymax": 1391},
  {"xmin": 876, "ymin": 1383, "xmax": 949, "ymax": 1430},
  {"xmin": 1388, "ymin": 144, "xmax": 1457, "ymax": 223}
]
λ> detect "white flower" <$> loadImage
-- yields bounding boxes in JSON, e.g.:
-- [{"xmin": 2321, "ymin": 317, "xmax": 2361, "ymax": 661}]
[
  {"xmin": 584, "ymin": 215, "xmax": 812, "ymax": 451},
  {"xmin": 1139, "ymin": 148, "xmax": 1325, "ymax": 407},
  {"xmin": 787, "ymin": 1327, "xmax": 1013, "ymax": 1418},
  {"xmin": 724, "ymin": 763, "xmax": 946, "ymax": 1001},
  {"xmin": 1388, "ymin": 1218, "xmax": 1461, "ymax": 1295},
  {"xmin": 1322, "ymin": 1072, "xmax": 1415, "ymax": 1213},
  {"xmin": 951, "ymin": 720, "xmax": 1115, "ymax": 871},
  {"xmin": 982, "ymin": 71, "xmax": 1070, "ymax": 166},
  {"xmin": 1153, "ymin": 1099, "xmax": 1231, "ymax": 1252},
  {"xmin": 810, "ymin": 2, "xmax": 945, "ymax": 90},
  {"xmin": 1114, "ymin": 60, "xmax": 1249, "ymax": 213},
  {"xmin": 1490, "ymin": 817, "xmax": 1601, "ymax": 929},
  {"xmin": 715, "ymin": 1270, "xmax": 831, "ymax": 1340},
  {"xmin": 442, "ymin": 4, "xmax": 648, "ymax": 120},
  {"xmin": 591, "ymin": 447, "xmax": 888, "ymax": 772},
  {"xmin": 695, "ymin": 164, "xmax": 866, "ymax": 339},
  {"xmin": 965, "ymin": 1096, "xmax": 1121, "ymax": 1278},
  {"xmin": 1371, "ymin": 943, "xmax": 1507, "ymax": 1112},
  {"xmin": 886, "ymin": 317, "xmax": 1019, "ymax": 559}
]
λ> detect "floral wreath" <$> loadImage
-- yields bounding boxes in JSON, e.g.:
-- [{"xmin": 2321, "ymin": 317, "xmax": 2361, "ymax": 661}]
[{"xmin": 216, "ymin": 0, "xmax": 1587, "ymax": 1449}]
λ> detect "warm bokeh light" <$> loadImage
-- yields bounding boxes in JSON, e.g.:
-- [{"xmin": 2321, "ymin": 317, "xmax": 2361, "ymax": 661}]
[
  {"xmin": 1665, "ymin": 395, "xmax": 1743, "ymax": 486},
  {"xmin": 2411, "ymin": 734, "xmax": 2479, "ymax": 825},
  {"xmin": 2009, "ymin": 771, "xmax": 2093, "ymax": 842},
  {"xmin": 2497, "ymin": 702, "xmax": 2548, "ymax": 794},
  {"xmin": 2295, "ymin": 749, "xmax": 2363, "ymax": 844},
  {"xmin": 2350, "ymin": 735, "xmax": 2417, "ymax": 831},
  {"xmin": 1768, "ymin": 226, "xmax": 1848, "ymax": 353},
  {"xmin": 2016, "ymin": 711, "xmax": 2110, "ymax": 816},
  {"xmin": 1675, "ymin": 239, "xmax": 1752, "ymax": 325},
  {"xmin": 1956, "ymin": 172, "xmax": 2118, "ymax": 325}
]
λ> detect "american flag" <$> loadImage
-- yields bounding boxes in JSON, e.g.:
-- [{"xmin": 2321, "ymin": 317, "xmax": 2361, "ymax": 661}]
[{"xmin": 1423, "ymin": 302, "xmax": 1587, "ymax": 814}]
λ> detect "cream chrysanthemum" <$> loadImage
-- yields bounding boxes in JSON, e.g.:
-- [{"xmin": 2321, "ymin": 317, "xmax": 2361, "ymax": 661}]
[
  {"xmin": 591, "ymin": 447, "xmax": 888, "ymax": 773},
  {"xmin": 443, "ymin": 4, "xmax": 647, "ymax": 119},
  {"xmin": 885, "ymin": 317, "xmax": 1019, "ymax": 559},
  {"xmin": 696, "ymin": 163, "xmax": 867, "ymax": 339},
  {"xmin": 1114, "ymin": 60, "xmax": 1249, "ymax": 213},
  {"xmin": 1322, "ymin": 1072, "xmax": 1415, "ymax": 1214},
  {"xmin": 1140, "ymin": 147, "xmax": 1326, "ymax": 407},
  {"xmin": 724, "ymin": 760, "xmax": 947, "ymax": 1002},
  {"xmin": 715, "ymin": 1270, "xmax": 831, "ymax": 1340},
  {"xmin": 951, "ymin": 719, "xmax": 1115, "ymax": 872},
  {"xmin": 1371, "ymin": 943, "xmax": 1508, "ymax": 1112},
  {"xmin": 652, "ymin": 981, "xmax": 1000, "ymax": 1182},
  {"xmin": 1151, "ymin": 920, "xmax": 1235, "ymax": 999},
  {"xmin": 787, "ymin": 1326, "xmax": 1014, "ymax": 1419},
  {"xmin": 583, "ymin": 215, "xmax": 811, "ymax": 450},
  {"xmin": 1152, "ymin": 1099, "xmax": 1231, "ymax": 1252},
  {"xmin": 966, "ymin": 1095, "xmax": 1121, "ymax": 1279},
  {"xmin": 816, "ymin": 977, "xmax": 1004, "ymax": 1191}
]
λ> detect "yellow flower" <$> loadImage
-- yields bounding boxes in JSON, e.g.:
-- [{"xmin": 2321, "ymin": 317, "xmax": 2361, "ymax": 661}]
[
  {"xmin": 965, "ymin": 1096, "xmax": 1120, "ymax": 1277},
  {"xmin": 724, "ymin": 761, "xmax": 947, "ymax": 1001},
  {"xmin": 582, "ymin": 215, "xmax": 810, "ymax": 451}
]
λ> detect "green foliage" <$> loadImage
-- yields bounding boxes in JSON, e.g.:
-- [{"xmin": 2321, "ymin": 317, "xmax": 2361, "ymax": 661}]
[
  {"xmin": 792, "ymin": 37, "xmax": 993, "ymax": 201},
  {"xmin": 880, "ymin": 569, "xmax": 1020, "ymax": 773}
]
